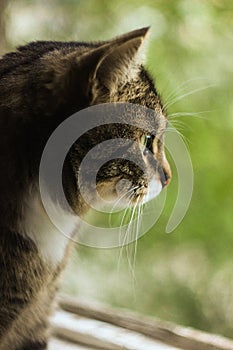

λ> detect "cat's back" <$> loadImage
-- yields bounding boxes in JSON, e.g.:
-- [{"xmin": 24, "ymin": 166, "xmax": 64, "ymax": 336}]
[{"xmin": 0, "ymin": 40, "xmax": 100, "ymax": 78}]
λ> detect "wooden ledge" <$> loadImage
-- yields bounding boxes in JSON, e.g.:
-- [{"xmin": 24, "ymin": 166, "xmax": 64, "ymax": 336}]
[{"xmin": 49, "ymin": 295, "xmax": 233, "ymax": 350}]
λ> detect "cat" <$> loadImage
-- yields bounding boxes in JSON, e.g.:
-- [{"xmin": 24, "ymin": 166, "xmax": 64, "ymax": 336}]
[{"xmin": 0, "ymin": 27, "xmax": 171, "ymax": 349}]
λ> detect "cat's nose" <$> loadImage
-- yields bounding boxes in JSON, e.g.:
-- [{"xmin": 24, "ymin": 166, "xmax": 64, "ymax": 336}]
[
  {"xmin": 160, "ymin": 157, "xmax": 172, "ymax": 187},
  {"xmin": 163, "ymin": 169, "xmax": 171, "ymax": 187}
]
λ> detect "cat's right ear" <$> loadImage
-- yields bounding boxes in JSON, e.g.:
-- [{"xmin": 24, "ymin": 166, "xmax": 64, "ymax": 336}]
[
  {"xmin": 42, "ymin": 28, "xmax": 149, "ymax": 105},
  {"xmin": 77, "ymin": 27, "xmax": 150, "ymax": 101}
]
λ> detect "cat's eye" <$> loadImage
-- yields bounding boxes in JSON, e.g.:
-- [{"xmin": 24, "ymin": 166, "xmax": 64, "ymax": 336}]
[{"xmin": 140, "ymin": 134, "xmax": 154, "ymax": 155}]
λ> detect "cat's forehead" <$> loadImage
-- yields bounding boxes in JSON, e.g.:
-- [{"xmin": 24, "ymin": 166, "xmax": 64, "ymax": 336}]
[
  {"xmin": 100, "ymin": 101, "xmax": 166, "ymax": 139},
  {"xmin": 115, "ymin": 68, "xmax": 166, "ymax": 135},
  {"xmin": 139, "ymin": 107, "xmax": 167, "ymax": 137}
]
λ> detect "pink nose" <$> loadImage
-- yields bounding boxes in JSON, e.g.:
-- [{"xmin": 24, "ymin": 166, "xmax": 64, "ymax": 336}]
[{"xmin": 162, "ymin": 157, "xmax": 172, "ymax": 187}]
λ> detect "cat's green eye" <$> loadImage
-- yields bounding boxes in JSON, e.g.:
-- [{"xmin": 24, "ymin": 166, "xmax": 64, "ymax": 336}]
[{"xmin": 140, "ymin": 134, "xmax": 153, "ymax": 154}]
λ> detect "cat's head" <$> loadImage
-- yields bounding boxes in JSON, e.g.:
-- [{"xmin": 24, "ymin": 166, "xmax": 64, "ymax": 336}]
[
  {"xmin": 54, "ymin": 28, "xmax": 172, "ymax": 213},
  {"xmin": 0, "ymin": 28, "xmax": 171, "ymax": 215}
]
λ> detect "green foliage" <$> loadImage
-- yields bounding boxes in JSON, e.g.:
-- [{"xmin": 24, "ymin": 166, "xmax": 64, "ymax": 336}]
[{"xmin": 4, "ymin": 0, "xmax": 233, "ymax": 337}]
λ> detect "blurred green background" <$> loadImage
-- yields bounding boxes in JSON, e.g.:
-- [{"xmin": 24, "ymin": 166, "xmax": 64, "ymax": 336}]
[{"xmin": 1, "ymin": 0, "xmax": 232, "ymax": 338}]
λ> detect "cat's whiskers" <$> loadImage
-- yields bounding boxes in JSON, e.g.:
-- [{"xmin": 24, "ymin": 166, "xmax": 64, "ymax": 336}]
[
  {"xmin": 141, "ymin": 196, "xmax": 162, "ymax": 216},
  {"xmin": 162, "ymin": 84, "xmax": 215, "ymax": 112},
  {"xmin": 132, "ymin": 197, "xmax": 143, "ymax": 278},
  {"xmin": 118, "ymin": 191, "xmax": 136, "ymax": 246},
  {"xmin": 125, "ymin": 195, "xmax": 140, "ymax": 279},
  {"xmin": 108, "ymin": 185, "xmax": 139, "ymax": 228},
  {"xmin": 163, "ymin": 77, "xmax": 212, "ymax": 105},
  {"xmin": 166, "ymin": 126, "xmax": 189, "ymax": 145},
  {"xmin": 167, "ymin": 110, "xmax": 212, "ymax": 144},
  {"xmin": 116, "ymin": 185, "xmax": 141, "ymax": 250},
  {"xmin": 167, "ymin": 119, "xmax": 190, "ymax": 131},
  {"xmin": 117, "ymin": 191, "xmax": 141, "ymax": 268},
  {"xmin": 117, "ymin": 192, "xmax": 135, "ymax": 273},
  {"xmin": 167, "ymin": 110, "xmax": 211, "ymax": 120}
]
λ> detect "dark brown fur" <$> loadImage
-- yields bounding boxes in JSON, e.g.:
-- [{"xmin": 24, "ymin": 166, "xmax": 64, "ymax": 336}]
[{"xmin": 0, "ymin": 28, "xmax": 171, "ymax": 349}]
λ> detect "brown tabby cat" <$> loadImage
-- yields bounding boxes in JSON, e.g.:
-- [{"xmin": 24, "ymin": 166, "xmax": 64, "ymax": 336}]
[{"xmin": 0, "ymin": 28, "xmax": 171, "ymax": 349}]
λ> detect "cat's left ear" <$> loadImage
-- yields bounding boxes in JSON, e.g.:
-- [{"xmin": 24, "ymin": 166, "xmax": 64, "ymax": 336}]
[{"xmin": 79, "ymin": 27, "xmax": 150, "ymax": 99}]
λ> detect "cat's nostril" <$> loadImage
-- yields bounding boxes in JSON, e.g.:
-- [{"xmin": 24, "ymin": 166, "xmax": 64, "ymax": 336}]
[
  {"xmin": 165, "ymin": 170, "xmax": 170, "ymax": 180},
  {"xmin": 164, "ymin": 173, "xmax": 171, "ymax": 187},
  {"xmin": 163, "ymin": 170, "xmax": 171, "ymax": 187},
  {"xmin": 160, "ymin": 158, "xmax": 172, "ymax": 187},
  {"xmin": 158, "ymin": 167, "xmax": 171, "ymax": 188}
]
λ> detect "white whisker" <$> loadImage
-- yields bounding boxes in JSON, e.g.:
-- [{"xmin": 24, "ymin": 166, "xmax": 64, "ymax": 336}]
[
  {"xmin": 118, "ymin": 191, "xmax": 136, "ymax": 244},
  {"xmin": 163, "ymin": 84, "xmax": 215, "ymax": 111},
  {"xmin": 168, "ymin": 110, "xmax": 211, "ymax": 120},
  {"xmin": 108, "ymin": 185, "xmax": 139, "ymax": 227},
  {"xmin": 166, "ymin": 126, "xmax": 189, "ymax": 145},
  {"xmin": 132, "ymin": 198, "xmax": 143, "ymax": 275},
  {"xmin": 164, "ymin": 77, "xmax": 212, "ymax": 105},
  {"xmin": 117, "ymin": 192, "xmax": 135, "ymax": 273},
  {"xmin": 168, "ymin": 120, "xmax": 190, "ymax": 131},
  {"xmin": 125, "ymin": 196, "xmax": 141, "ymax": 280}
]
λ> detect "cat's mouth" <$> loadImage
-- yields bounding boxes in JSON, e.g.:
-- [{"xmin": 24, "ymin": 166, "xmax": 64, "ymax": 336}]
[
  {"xmin": 131, "ymin": 177, "xmax": 164, "ymax": 205},
  {"xmin": 96, "ymin": 174, "xmax": 169, "ymax": 209}
]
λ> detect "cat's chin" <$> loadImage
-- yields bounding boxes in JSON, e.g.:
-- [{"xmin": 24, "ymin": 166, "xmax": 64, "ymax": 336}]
[{"xmin": 142, "ymin": 179, "xmax": 162, "ymax": 204}]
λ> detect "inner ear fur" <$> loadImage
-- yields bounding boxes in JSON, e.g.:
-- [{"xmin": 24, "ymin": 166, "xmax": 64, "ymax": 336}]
[
  {"xmin": 43, "ymin": 27, "xmax": 149, "ymax": 102},
  {"xmin": 78, "ymin": 27, "xmax": 150, "ymax": 96}
]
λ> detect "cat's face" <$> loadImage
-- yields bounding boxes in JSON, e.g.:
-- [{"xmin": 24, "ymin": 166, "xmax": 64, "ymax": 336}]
[{"xmin": 61, "ymin": 28, "xmax": 172, "ymax": 213}]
